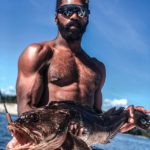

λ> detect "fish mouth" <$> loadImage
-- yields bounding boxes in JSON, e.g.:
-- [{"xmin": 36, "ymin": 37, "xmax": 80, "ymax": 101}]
[{"xmin": 8, "ymin": 123, "xmax": 37, "ymax": 146}]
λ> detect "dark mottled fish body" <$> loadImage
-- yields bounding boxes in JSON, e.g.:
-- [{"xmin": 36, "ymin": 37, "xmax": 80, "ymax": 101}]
[{"xmin": 7, "ymin": 101, "xmax": 150, "ymax": 150}]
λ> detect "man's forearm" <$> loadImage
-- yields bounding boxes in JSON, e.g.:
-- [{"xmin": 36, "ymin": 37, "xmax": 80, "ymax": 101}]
[
  {"xmin": 17, "ymin": 100, "xmax": 33, "ymax": 116},
  {"xmin": 93, "ymin": 105, "xmax": 103, "ymax": 114},
  {"xmin": 17, "ymin": 92, "xmax": 33, "ymax": 115}
]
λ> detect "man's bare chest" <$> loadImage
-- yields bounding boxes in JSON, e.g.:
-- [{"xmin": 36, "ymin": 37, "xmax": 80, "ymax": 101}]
[{"xmin": 47, "ymin": 50, "xmax": 100, "ymax": 88}]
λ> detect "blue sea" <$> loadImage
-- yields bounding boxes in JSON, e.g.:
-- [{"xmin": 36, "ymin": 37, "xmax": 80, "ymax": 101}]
[{"xmin": 0, "ymin": 112, "xmax": 150, "ymax": 150}]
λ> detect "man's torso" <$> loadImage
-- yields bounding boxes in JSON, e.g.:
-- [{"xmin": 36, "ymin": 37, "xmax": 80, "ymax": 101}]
[{"xmin": 23, "ymin": 41, "xmax": 103, "ymax": 108}]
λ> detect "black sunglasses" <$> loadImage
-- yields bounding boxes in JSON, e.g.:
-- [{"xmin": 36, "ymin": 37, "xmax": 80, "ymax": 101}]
[{"xmin": 56, "ymin": 4, "xmax": 90, "ymax": 18}]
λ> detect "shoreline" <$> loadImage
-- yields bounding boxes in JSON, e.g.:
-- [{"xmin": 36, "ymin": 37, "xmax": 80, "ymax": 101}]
[{"xmin": 0, "ymin": 103, "xmax": 17, "ymax": 115}]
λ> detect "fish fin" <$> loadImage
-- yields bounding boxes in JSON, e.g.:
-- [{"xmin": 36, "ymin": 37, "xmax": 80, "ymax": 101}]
[
  {"xmin": 65, "ymin": 133, "xmax": 91, "ymax": 150},
  {"xmin": 103, "ymin": 107, "xmax": 117, "ymax": 116},
  {"xmin": 103, "ymin": 107, "xmax": 125, "ymax": 117},
  {"xmin": 100, "ymin": 122, "xmax": 124, "ymax": 144}
]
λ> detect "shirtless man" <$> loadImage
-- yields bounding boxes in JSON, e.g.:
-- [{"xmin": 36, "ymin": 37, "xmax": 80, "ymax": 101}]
[
  {"xmin": 17, "ymin": 0, "xmax": 104, "ymax": 115},
  {"xmin": 7, "ymin": 0, "xmax": 150, "ymax": 148}
]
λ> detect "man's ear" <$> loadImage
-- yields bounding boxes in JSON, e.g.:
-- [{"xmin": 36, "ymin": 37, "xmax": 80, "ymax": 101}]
[{"xmin": 55, "ymin": 14, "xmax": 58, "ymax": 24}]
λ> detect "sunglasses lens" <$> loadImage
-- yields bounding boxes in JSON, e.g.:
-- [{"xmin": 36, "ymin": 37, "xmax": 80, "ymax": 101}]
[
  {"xmin": 78, "ymin": 9, "xmax": 86, "ymax": 17},
  {"xmin": 63, "ymin": 10, "xmax": 73, "ymax": 17}
]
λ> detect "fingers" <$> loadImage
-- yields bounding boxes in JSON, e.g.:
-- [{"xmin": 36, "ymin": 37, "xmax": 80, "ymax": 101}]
[
  {"xmin": 69, "ymin": 122, "xmax": 85, "ymax": 136},
  {"xmin": 144, "ymin": 110, "xmax": 150, "ymax": 113},
  {"xmin": 119, "ymin": 123, "xmax": 135, "ymax": 133},
  {"xmin": 127, "ymin": 105, "xmax": 150, "ymax": 114},
  {"xmin": 135, "ymin": 106, "xmax": 150, "ymax": 114},
  {"xmin": 128, "ymin": 106, "xmax": 134, "ymax": 118},
  {"xmin": 126, "ymin": 106, "xmax": 134, "ymax": 120},
  {"xmin": 120, "ymin": 106, "xmax": 135, "ymax": 133},
  {"xmin": 78, "ymin": 127, "xmax": 84, "ymax": 136},
  {"xmin": 126, "ymin": 105, "xmax": 150, "ymax": 124},
  {"xmin": 69, "ymin": 122, "xmax": 78, "ymax": 134},
  {"xmin": 135, "ymin": 106, "xmax": 145, "ymax": 113},
  {"xmin": 121, "ymin": 105, "xmax": 150, "ymax": 133},
  {"xmin": 128, "ymin": 118, "xmax": 134, "ymax": 124}
]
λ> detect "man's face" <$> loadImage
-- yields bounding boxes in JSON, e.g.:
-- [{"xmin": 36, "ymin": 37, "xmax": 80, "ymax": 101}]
[{"xmin": 56, "ymin": 0, "xmax": 89, "ymax": 42}]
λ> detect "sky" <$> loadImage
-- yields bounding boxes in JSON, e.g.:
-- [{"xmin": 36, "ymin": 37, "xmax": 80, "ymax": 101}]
[{"xmin": 0, "ymin": 0, "xmax": 150, "ymax": 110}]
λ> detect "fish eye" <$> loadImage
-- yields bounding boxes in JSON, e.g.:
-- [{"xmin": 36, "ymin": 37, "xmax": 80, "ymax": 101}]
[
  {"xmin": 21, "ymin": 112, "xmax": 39, "ymax": 123},
  {"xmin": 28, "ymin": 113, "xmax": 39, "ymax": 122}
]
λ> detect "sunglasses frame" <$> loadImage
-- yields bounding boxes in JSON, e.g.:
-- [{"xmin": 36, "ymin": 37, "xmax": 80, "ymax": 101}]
[{"xmin": 56, "ymin": 4, "xmax": 90, "ymax": 18}]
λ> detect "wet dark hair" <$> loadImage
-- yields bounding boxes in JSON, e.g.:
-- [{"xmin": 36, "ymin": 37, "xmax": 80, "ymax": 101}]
[
  {"xmin": 56, "ymin": 0, "xmax": 89, "ymax": 10},
  {"xmin": 56, "ymin": 0, "xmax": 62, "ymax": 9}
]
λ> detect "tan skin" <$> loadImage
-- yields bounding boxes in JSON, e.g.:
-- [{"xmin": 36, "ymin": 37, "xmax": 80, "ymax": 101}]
[{"xmin": 7, "ymin": 0, "xmax": 150, "ymax": 148}]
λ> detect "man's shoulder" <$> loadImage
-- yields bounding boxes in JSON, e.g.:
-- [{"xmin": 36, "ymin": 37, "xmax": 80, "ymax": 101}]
[
  {"xmin": 24, "ymin": 41, "xmax": 53, "ymax": 57},
  {"xmin": 91, "ymin": 57, "xmax": 106, "ymax": 88},
  {"xmin": 92, "ymin": 57, "xmax": 106, "ymax": 73},
  {"xmin": 18, "ymin": 41, "xmax": 53, "ymax": 74},
  {"xmin": 20, "ymin": 41, "xmax": 54, "ymax": 62},
  {"xmin": 26, "ymin": 43, "xmax": 43, "ymax": 52}
]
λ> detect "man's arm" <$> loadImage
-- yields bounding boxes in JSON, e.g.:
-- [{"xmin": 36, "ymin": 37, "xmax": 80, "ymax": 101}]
[
  {"xmin": 93, "ymin": 59, "xmax": 106, "ymax": 113},
  {"xmin": 119, "ymin": 106, "xmax": 150, "ymax": 133},
  {"xmin": 16, "ymin": 43, "xmax": 52, "ymax": 115}
]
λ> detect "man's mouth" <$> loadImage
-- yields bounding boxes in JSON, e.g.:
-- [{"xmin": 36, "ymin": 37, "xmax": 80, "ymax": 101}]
[
  {"xmin": 69, "ymin": 25, "xmax": 79, "ymax": 29},
  {"xmin": 67, "ymin": 21, "xmax": 81, "ymax": 30}
]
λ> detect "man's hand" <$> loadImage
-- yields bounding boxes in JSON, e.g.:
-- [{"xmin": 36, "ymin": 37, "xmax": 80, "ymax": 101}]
[
  {"xmin": 6, "ymin": 137, "xmax": 18, "ymax": 149},
  {"xmin": 69, "ymin": 121, "xmax": 86, "ymax": 136},
  {"xmin": 119, "ymin": 105, "xmax": 150, "ymax": 133}
]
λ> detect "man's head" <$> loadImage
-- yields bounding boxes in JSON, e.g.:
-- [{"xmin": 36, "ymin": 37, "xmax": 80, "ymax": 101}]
[
  {"xmin": 56, "ymin": 0, "xmax": 89, "ymax": 10},
  {"xmin": 55, "ymin": 0, "xmax": 90, "ymax": 42}
]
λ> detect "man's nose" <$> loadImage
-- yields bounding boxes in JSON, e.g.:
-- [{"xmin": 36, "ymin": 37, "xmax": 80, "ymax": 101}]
[{"xmin": 70, "ymin": 12, "xmax": 79, "ymax": 19}]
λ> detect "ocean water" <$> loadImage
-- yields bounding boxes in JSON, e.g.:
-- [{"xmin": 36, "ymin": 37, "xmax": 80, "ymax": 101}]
[{"xmin": 0, "ymin": 112, "xmax": 150, "ymax": 150}]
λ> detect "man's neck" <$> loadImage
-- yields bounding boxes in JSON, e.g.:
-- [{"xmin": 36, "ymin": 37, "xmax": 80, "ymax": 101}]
[{"xmin": 54, "ymin": 33, "xmax": 82, "ymax": 53}]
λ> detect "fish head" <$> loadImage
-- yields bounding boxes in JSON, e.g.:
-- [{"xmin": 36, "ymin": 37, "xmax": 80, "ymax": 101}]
[
  {"xmin": 8, "ymin": 111, "xmax": 43, "ymax": 146},
  {"xmin": 7, "ymin": 108, "xmax": 72, "ymax": 147},
  {"xmin": 134, "ymin": 110, "xmax": 150, "ymax": 130}
]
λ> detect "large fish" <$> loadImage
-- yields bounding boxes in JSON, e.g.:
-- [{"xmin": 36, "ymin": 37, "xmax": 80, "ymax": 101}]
[{"xmin": 6, "ymin": 101, "xmax": 150, "ymax": 150}]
